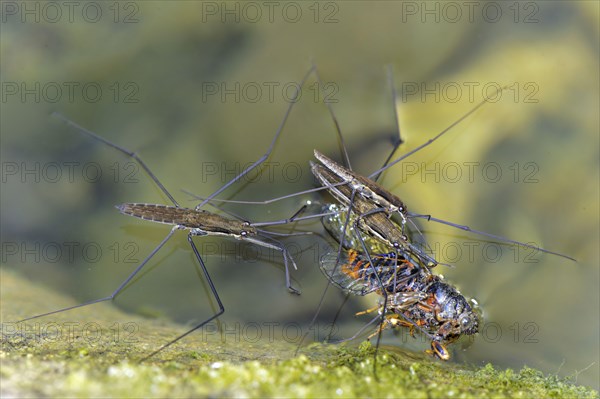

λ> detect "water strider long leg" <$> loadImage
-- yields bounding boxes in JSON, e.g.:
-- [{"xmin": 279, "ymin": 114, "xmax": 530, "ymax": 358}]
[
  {"xmin": 52, "ymin": 112, "xmax": 180, "ymax": 207},
  {"xmin": 183, "ymin": 189, "xmax": 342, "ymax": 227},
  {"xmin": 367, "ymin": 65, "xmax": 404, "ymax": 183},
  {"xmin": 408, "ymin": 213, "xmax": 577, "ymax": 261},
  {"xmin": 312, "ymin": 61, "xmax": 352, "ymax": 171},
  {"xmin": 367, "ymin": 84, "xmax": 508, "ymax": 180},
  {"xmin": 176, "ymin": 61, "xmax": 361, "ymax": 208},
  {"xmin": 141, "ymin": 232, "xmax": 224, "ymax": 361},
  {"xmin": 181, "ymin": 182, "xmax": 345, "ymax": 207},
  {"xmin": 250, "ymin": 203, "xmax": 310, "ymax": 228},
  {"xmin": 322, "ymin": 292, "xmax": 350, "ymax": 343},
  {"xmin": 241, "ymin": 235, "xmax": 300, "ymax": 295},
  {"xmin": 18, "ymin": 225, "xmax": 179, "ymax": 323},
  {"xmin": 328, "ymin": 313, "xmax": 381, "ymax": 344},
  {"xmin": 46, "ymin": 117, "xmax": 231, "ymax": 318},
  {"xmin": 194, "ymin": 65, "xmax": 317, "ymax": 210}
]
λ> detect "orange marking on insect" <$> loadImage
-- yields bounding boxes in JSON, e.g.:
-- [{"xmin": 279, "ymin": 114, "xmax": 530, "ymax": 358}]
[{"xmin": 341, "ymin": 249, "xmax": 364, "ymax": 280}]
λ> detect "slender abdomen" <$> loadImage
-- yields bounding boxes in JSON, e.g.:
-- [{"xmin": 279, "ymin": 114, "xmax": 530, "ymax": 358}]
[{"xmin": 115, "ymin": 203, "xmax": 254, "ymax": 236}]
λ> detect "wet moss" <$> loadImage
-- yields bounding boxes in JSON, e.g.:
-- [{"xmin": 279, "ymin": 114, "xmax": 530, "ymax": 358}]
[{"xmin": 2, "ymin": 269, "xmax": 597, "ymax": 398}]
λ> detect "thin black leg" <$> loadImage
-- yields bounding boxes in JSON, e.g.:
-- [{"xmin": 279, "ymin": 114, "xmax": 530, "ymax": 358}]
[{"xmin": 141, "ymin": 232, "xmax": 224, "ymax": 360}]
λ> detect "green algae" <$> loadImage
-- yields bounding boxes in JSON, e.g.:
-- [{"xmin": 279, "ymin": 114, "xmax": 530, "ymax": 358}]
[{"xmin": 2, "ymin": 269, "xmax": 597, "ymax": 398}]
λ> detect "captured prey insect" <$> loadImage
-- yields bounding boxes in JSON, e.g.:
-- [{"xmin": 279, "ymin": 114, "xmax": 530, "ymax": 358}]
[
  {"xmin": 308, "ymin": 160, "xmax": 482, "ymax": 360},
  {"xmin": 15, "ymin": 67, "xmax": 319, "ymax": 359},
  {"xmin": 320, "ymin": 203, "xmax": 480, "ymax": 360},
  {"xmin": 295, "ymin": 66, "xmax": 576, "ymax": 363}
]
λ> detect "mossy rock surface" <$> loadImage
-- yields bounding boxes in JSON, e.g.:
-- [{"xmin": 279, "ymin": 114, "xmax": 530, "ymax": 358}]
[{"xmin": 2, "ymin": 269, "xmax": 597, "ymax": 398}]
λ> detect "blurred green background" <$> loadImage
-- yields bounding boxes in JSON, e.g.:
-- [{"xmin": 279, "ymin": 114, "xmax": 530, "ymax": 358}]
[{"xmin": 1, "ymin": 1, "xmax": 598, "ymax": 390}]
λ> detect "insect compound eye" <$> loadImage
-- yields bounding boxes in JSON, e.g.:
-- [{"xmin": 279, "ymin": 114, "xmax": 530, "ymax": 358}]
[
  {"xmin": 458, "ymin": 313, "xmax": 477, "ymax": 333},
  {"xmin": 242, "ymin": 221, "xmax": 251, "ymax": 227},
  {"xmin": 240, "ymin": 230, "xmax": 248, "ymax": 237}
]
